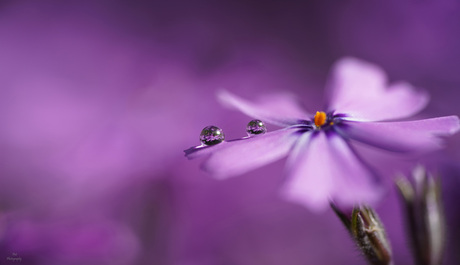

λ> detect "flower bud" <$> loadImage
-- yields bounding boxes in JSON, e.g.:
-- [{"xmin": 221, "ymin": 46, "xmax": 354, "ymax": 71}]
[
  {"xmin": 331, "ymin": 204, "xmax": 393, "ymax": 265},
  {"xmin": 396, "ymin": 166, "xmax": 445, "ymax": 265}
]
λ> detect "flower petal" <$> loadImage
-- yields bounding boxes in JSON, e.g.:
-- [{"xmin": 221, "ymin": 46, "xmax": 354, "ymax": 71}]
[
  {"xmin": 337, "ymin": 116, "xmax": 460, "ymax": 152},
  {"xmin": 326, "ymin": 57, "xmax": 429, "ymax": 121},
  {"xmin": 281, "ymin": 131, "xmax": 382, "ymax": 212},
  {"xmin": 187, "ymin": 128, "xmax": 299, "ymax": 179},
  {"xmin": 218, "ymin": 90, "xmax": 310, "ymax": 126}
]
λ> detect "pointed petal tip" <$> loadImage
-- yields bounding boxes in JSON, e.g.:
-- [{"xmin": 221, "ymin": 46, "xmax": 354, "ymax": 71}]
[
  {"xmin": 427, "ymin": 115, "xmax": 460, "ymax": 136},
  {"xmin": 184, "ymin": 143, "xmax": 222, "ymax": 160},
  {"xmin": 184, "ymin": 146, "xmax": 200, "ymax": 159},
  {"xmin": 449, "ymin": 115, "xmax": 460, "ymax": 134},
  {"xmin": 184, "ymin": 146, "xmax": 197, "ymax": 157}
]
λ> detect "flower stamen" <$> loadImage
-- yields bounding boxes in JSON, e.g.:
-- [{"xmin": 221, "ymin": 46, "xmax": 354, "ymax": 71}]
[{"xmin": 314, "ymin": 111, "xmax": 327, "ymax": 127}]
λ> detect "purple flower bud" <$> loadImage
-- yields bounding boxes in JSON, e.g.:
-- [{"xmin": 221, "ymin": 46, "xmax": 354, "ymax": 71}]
[
  {"xmin": 332, "ymin": 204, "xmax": 393, "ymax": 265},
  {"xmin": 396, "ymin": 166, "xmax": 445, "ymax": 265}
]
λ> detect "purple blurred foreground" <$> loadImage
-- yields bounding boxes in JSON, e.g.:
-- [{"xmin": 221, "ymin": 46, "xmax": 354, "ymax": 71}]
[{"xmin": 0, "ymin": 0, "xmax": 459, "ymax": 264}]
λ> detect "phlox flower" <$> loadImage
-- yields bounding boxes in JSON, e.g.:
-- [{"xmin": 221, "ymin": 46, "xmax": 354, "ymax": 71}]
[{"xmin": 185, "ymin": 58, "xmax": 459, "ymax": 211}]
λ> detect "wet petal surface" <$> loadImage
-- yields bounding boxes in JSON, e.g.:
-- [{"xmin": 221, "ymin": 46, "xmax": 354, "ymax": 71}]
[{"xmin": 187, "ymin": 128, "xmax": 299, "ymax": 179}]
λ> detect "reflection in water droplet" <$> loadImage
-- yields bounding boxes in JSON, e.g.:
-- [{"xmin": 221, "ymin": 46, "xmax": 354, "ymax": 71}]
[
  {"xmin": 200, "ymin": 125, "xmax": 225, "ymax": 145},
  {"xmin": 246, "ymin": 119, "xmax": 267, "ymax": 135}
]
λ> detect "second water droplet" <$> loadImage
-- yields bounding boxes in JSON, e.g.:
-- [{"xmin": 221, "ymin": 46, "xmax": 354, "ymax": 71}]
[{"xmin": 246, "ymin": 119, "xmax": 267, "ymax": 135}]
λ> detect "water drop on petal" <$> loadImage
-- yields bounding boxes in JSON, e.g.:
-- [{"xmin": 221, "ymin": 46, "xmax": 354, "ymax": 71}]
[
  {"xmin": 246, "ymin": 119, "xmax": 267, "ymax": 135},
  {"xmin": 200, "ymin": 125, "xmax": 225, "ymax": 145}
]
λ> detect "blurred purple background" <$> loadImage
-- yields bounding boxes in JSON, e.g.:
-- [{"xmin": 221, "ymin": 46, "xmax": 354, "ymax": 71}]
[{"xmin": 0, "ymin": 0, "xmax": 459, "ymax": 264}]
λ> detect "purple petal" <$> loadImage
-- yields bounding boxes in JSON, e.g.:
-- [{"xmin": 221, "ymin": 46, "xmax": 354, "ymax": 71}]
[
  {"xmin": 281, "ymin": 132, "xmax": 382, "ymax": 212},
  {"xmin": 217, "ymin": 90, "xmax": 310, "ymax": 126},
  {"xmin": 337, "ymin": 116, "xmax": 460, "ymax": 152},
  {"xmin": 326, "ymin": 58, "xmax": 429, "ymax": 121},
  {"xmin": 191, "ymin": 128, "xmax": 299, "ymax": 179}
]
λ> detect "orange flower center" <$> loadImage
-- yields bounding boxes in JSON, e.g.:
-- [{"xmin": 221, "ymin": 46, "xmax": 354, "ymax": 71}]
[{"xmin": 314, "ymin": 111, "xmax": 327, "ymax": 127}]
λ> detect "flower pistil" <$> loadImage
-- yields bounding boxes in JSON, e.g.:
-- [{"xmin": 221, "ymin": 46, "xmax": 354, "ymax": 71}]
[{"xmin": 314, "ymin": 111, "xmax": 327, "ymax": 127}]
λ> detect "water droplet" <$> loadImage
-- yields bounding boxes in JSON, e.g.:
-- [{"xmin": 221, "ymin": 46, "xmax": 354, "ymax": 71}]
[
  {"xmin": 246, "ymin": 119, "xmax": 267, "ymax": 135},
  {"xmin": 200, "ymin": 125, "xmax": 225, "ymax": 145}
]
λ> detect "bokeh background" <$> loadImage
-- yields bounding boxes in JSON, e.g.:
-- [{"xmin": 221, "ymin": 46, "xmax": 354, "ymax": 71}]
[{"xmin": 0, "ymin": 0, "xmax": 459, "ymax": 264}]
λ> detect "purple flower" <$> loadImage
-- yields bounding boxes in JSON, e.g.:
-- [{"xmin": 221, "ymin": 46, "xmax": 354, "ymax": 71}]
[{"xmin": 185, "ymin": 58, "xmax": 460, "ymax": 211}]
